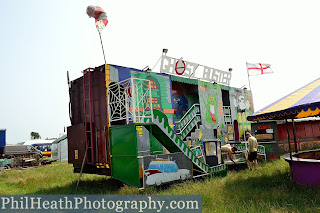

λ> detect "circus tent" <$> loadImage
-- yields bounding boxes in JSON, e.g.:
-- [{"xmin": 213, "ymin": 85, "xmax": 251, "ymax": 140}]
[{"xmin": 248, "ymin": 77, "xmax": 320, "ymax": 121}]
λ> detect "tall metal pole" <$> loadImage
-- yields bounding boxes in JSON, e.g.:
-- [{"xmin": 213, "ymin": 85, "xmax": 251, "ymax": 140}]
[
  {"xmin": 246, "ymin": 62, "xmax": 252, "ymax": 91},
  {"xmin": 291, "ymin": 119, "xmax": 298, "ymax": 152},
  {"xmin": 99, "ymin": 32, "xmax": 107, "ymax": 64},
  {"xmin": 292, "ymin": 119, "xmax": 299, "ymax": 159},
  {"xmin": 285, "ymin": 119, "xmax": 293, "ymax": 180},
  {"xmin": 75, "ymin": 141, "xmax": 89, "ymax": 194},
  {"xmin": 241, "ymin": 111, "xmax": 246, "ymax": 141}
]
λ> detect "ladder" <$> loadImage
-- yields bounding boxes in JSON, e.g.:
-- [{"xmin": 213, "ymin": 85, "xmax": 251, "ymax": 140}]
[{"xmin": 83, "ymin": 68, "xmax": 95, "ymax": 164}]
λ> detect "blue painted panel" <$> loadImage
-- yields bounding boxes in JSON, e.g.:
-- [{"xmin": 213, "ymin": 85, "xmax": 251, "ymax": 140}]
[
  {"xmin": 0, "ymin": 130, "xmax": 6, "ymax": 147},
  {"xmin": 164, "ymin": 164, "xmax": 170, "ymax": 173},
  {"xmin": 111, "ymin": 65, "xmax": 138, "ymax": 82}
]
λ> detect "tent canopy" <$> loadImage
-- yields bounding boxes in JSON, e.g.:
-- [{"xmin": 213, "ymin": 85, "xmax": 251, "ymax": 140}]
[{"xmin": 247, "ymin": 77, "xmax": 320, "ymax": 121}]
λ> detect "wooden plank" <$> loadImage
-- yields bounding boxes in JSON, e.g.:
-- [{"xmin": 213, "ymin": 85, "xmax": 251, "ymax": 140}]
[
  {"xmin": 288, "ymin": 123, "xmax": 294, "ymax": 140},
  {"xmin": 296, "ymin": 122, "xmax": 306, "ymax": 138},
  {"xmin": 312, "ymin": 121, "xmax": 320, "ymax": 136},
  {"xmin": 277, "ymin": 124, "xmax": 287, "ymax": 140},
  {"xmin": 304, "ymin": 122, "xmax": 313, "ymax": 137}
]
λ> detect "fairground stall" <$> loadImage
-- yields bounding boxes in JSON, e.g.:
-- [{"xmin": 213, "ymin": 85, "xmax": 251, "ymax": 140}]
[
  {"xmin": 67, "ymin": 54, "xmax": 257, "ymax": 188},
  {"xmin": 248, "ymin": 77, "xmax": 320, "ymax": 186}
]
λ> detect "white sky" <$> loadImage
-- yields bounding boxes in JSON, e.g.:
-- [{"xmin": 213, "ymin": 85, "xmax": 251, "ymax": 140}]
[{"xmin": 1, "ymin": 0, "xmax": 319, "ymax": 144}]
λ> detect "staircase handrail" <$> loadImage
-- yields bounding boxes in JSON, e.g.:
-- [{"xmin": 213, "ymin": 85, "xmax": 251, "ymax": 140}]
[
  {"xmin": 176, "ymin": 104, "xmax": 200, "ymax": 128},
  {"xmin": 176, "ymin": 113, "xmax": 201, "ymax": 135}
]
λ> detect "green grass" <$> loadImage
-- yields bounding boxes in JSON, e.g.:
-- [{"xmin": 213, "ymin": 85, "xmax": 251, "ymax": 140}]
[{"xmin": 1, "ymin": 159, "xmax": 320, "ymax": 212}]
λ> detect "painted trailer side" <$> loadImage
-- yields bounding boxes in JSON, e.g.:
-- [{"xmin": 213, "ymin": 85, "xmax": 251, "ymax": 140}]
[
  {"xmin": 0, "ymin": 129, "xmax": 6, "ymax": 156},
  {"xmin": 67, "ymin": 63, "xmax": 255, "ymax": 187}
]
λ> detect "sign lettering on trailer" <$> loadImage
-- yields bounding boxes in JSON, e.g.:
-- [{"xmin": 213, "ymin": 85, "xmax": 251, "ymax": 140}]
[
  {"xmin": 258, "ymin": 125, "xmax": 271, "ymax": 129},
  {"xmin": 175, "ymin": 58, "xmax": 186, "ymax": 75},
  {"xmin": 160, "ymin": 55, "xmax": 232, "ymax": 85}
]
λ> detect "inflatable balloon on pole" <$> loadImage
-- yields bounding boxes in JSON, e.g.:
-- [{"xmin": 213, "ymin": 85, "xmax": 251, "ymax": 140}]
[{"xmin": 86, "ymin": 5, "xmax": 108, "ymax": 63}]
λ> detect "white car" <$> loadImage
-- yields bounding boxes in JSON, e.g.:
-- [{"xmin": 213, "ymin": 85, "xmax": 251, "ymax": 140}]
[{"xmin": 145, "ymin": 159, "xmax": 191, "ymax": 186}]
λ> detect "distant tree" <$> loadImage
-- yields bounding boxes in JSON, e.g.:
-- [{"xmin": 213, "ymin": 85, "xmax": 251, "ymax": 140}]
[{"xmin": 30, "ymin": 132, "xmax": 41, "ymax": 139}]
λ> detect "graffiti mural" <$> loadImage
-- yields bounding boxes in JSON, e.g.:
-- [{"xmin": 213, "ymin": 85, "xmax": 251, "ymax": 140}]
[
  {"xmin": 130, "ymin": 71, "xmax": 174, "ymax": 125},
  {"xmin": 201, "ymin": 93, "xmax": 219, "ymax": 125},
  {"xmin": 198, "ymin": 82, "xmax": 223, "ymax": 128},
  {"xmin": 143, "ymin": 153, "xmax": 192, "ymax": 187},
  {"xmin": 172, "ymin": 85, "xmax": 188, "ymax": 119},
  {"xmin": 230, "ymin": 89, "xmax": 254, "ymax": 140},
  {"xmin": 198, "ymin": 81, "xmax": 224, "ymax": 142}
]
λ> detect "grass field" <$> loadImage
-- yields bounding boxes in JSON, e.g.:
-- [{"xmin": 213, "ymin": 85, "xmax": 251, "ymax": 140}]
[{"xmin": 1, "ymin": 159, "xmax": 320, "ymax": 212}]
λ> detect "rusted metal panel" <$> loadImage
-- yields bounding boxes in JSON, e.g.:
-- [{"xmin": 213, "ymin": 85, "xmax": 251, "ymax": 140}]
[
  {"xmin": 68, "ymin": 65, "xmax": 110, "ymax": 167},
  {"xmin": 91, "ymin": 65, "xmax": 108, "ymax": 130},
  {"xmin": 96, "ymin": 129, "xmax": 109, "ymax": 164},
  {"xmin": 90, "ymin": 66, "xmax": 109, "ymax": 165},
  {"xmin": 67, "ymin": 123, "xmax": 86, "ymax": 164},
  {"xmin": 69, "ymin": 77, "xmax": 85, "ymax": 125}
]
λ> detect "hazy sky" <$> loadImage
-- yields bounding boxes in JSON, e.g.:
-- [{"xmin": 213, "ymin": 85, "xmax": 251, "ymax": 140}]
[{"xmin": 1, "ymin": 0, "xmax": 319, "ymax": 144}]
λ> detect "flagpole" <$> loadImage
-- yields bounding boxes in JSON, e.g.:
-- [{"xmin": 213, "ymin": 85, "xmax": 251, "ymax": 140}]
[
  {"xmin": 246, "ymin": 62, "xmax": 252, "ymax": 91},
  {"xmin": 99, "ymin": 32, "xmax": 107, "ymax": 64},
  {"xmin": 245, "ymin": 62, "xmax": 253, "ymax": 141}
]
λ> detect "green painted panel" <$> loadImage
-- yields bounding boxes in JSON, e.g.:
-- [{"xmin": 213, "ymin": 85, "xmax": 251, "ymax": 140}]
[
  {"xmin": 150, "ymin": 110, "xmax": 181, "ymax": 153},
  {"xmin": 161, "ymin": 103, "xmax": 172, "ymax": 109},
  {"xmin": 171, "ymin": 75, "xmax": 198, "ymax": 85},
  {"xmin": 109, "ymin": 125, "xmax": 140, "ymax": 187},
  {"xmin": 187, "ymin": 95, "xmax": 199, "ymax": 108},
  {"xmin": 220, "ymin": 85, "xmax": 231, "ymax": 90},
  {"xmin": 150, "ymin": 130, "xmax": 163, "ymax": 155},
  {"xmin": 160, "ymin": 90, "xmax": 168, "ymax": 95},
  {"xmin": 109, "ymin": 125, "xmax": 138, "ymax": 156},
  {"xmin": 111, "ymin": 157, "xmax": 140, "ymax": 187}
]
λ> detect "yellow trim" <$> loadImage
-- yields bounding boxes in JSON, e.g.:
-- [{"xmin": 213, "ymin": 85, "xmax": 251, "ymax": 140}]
[
  {"xmin": 105, "ymin": 64, "xmax": 111, "ymax": 167},
  {"xmin": 154, "ymin": 158, "xmax": 169, "ymax": 161},
  {"xmin": 258, "ymin": 79, "xmax": 320, "ymax": 115},
  {"xmin": 105, "ymin": 64, "xmax": 110, "ymax": 87},
  {"xmin": 96, "ymin": 163, "xmax": 110, "ymax": 169},
  {"xmin": 169, "ymin": 124, "xmax": 175, "ymax": 129},
  {"xmin": 252, "ymin": 107, "xmax": 320, "ymax": 121},
  {"xmin": 297, "ymin": 107, "xmax": 320, "ymax": 118}
]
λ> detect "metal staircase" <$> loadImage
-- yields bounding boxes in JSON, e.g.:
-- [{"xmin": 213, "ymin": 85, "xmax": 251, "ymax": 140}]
[
  {"xmin": 151, "ymin": 109, "xmax": 226, "ymax": 174},
  {"xmin": 175, "ymin": 104, "xmax": 201, "ymax": 140}
]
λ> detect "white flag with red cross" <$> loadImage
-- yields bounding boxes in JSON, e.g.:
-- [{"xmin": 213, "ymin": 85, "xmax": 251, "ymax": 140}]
[{"xmin": 246, "ymin": 63, "xmax": 273, "ymax": 76}]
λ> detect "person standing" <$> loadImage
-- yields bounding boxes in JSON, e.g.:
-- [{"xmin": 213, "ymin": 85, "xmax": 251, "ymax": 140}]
[{"xmin": 245, "ymin": 132, "xmax": 258, "ymax": 170}]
